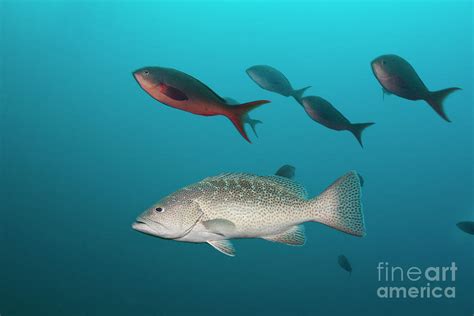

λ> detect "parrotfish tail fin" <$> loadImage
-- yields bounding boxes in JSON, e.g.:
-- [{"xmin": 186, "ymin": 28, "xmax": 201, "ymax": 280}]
[
  {"xmin": 310, "ymin": 171, "xmax": 365, "ymax": 237},
  {"xmin": 247, "ymin": 118, "xmax": 263, "ymax": 137},
  {"xmin": 227, "ymin": 100, "xmax": 270, "ymax": 143},
  {"xmin": 349, "ymin": 122, "xmax": 375, "ymax": 148},
  {"xmin": 426, "ymin": 87, "xmax": 461, "ymax": 122},
  {"xmin": 291, "ymin": 86, "xmax": 311, "ymax": 104}
]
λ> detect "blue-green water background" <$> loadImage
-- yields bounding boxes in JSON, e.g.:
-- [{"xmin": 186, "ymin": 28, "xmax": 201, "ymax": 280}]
[{"xmin": 1, "ymin": 1, "xmax": 473, "ymax": 315}]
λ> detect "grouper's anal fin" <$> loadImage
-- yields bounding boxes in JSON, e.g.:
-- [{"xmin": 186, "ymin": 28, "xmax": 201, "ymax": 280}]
[{"xmin": 262, "ymin": 225, "xmax": 305, "ymax": 246}]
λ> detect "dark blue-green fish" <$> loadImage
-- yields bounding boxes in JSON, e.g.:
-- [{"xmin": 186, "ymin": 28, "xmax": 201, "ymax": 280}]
[
  {"xmin": 246, "ymin": 65, "xmax": 310, "ymax": 103},
  {"xmin": 338, "ymin": 255, "xmax": 352, "ymax": 276},
  {"xmin": 301, "ymin": 96, "xmax": 374, "ymax": 147},
  {"xmin": 371, "ymin": 54, "xmax": 461, "ymax": 122},
  {"xmin": 456, "ymin": 221, "xmax": 474, "ymax": 235}
]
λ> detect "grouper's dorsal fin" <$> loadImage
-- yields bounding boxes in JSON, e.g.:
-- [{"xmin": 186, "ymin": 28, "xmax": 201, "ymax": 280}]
[
  {"xmin": 275, "ymin": 164, "xmax": 295, "ymax": 179},
  {"xmin": 263, "ymin": 175, "xmax": 308, "ymax": 199},
  {"xmin": 200, "ymin": 173, "xmax": 308, "ymax": 199}
]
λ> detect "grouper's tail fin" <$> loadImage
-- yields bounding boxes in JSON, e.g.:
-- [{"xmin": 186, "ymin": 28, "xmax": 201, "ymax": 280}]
[
  {"xmin": 426, "ymin": 87, "xmax": 461, "ymax": 122},
  {"xmin": 291, "ymin": 86, "xmax": 311, "ymax": 104},
  {"xmin": 309, "ymin": 171, "xmax": 365, "ymax": 237},
  {"xmin": 226, "ymin": 100, "xmax": 270, "ymax": 143}
]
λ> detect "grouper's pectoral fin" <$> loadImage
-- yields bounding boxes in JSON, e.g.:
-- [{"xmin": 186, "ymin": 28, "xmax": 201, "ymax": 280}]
[
  {"xmin": 202, "ymin": 218, "xmax": 236, "ymax": 236},
  {"xmin": 262, "ymin": 225, "xmax": 305, "ymax": 246},
  {"xmin": 207, "ymin": 240, "xmax": 236, "ymax": 257}
]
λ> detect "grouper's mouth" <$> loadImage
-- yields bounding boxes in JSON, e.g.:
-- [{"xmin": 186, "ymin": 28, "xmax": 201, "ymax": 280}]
[
  {"xmin": 132, "ymin": 213, "xmax": 203, "ymax": 240},
  {"xmin": 132, "ymin": 219, "xmax": 161, "ymax": 237}
]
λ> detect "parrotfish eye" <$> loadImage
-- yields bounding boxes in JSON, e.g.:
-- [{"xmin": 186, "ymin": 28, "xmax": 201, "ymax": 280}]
[
  {"xmin": 381, "ymin": 60, "xmax": 386, "ymax": 65},
  {"xmin": 143, "ymin": 70, "xmax": 150, "ymax": 76},
  {"xmin": 155, "ymin": 207, "xmax": 164, "ymax": 213}
]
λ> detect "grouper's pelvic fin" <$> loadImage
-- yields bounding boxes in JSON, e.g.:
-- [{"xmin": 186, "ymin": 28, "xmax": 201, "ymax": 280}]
[
  {"xmin": 226, "ymin": 100, "xmax": 270, "ymax": 143},
  {"xmin": 207, "ymin": 240, "xmax": 236, "ymax": 257},
  {"xmin": 310, "ymin": 171, "xmax": 366, "ymax": 237}
]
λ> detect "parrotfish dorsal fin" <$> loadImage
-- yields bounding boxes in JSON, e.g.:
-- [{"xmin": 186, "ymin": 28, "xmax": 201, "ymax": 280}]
[
  {"xmin": 207, "ymin": 240, "xmax": 236, "ymax": 256},
  {"xmin": 159, "ymin": 83, "xmax": 188, "ymax": 101},
  {"xmin": 262, "ymin": 225, "xmax": 305, "ymax": 246}
]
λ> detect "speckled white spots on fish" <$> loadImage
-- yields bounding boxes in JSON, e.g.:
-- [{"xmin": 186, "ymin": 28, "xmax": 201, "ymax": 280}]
[{"xmin": 133, "ymin": 170, "xmax": 366, "ymax": 256}]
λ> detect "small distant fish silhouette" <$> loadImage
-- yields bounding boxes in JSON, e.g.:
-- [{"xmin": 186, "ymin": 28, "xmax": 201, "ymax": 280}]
[
  {"xmin": 275, "ymin": 164, "xmax": 296, "ymax": 179},
  {"xmin": 301, "ymin": 96, "xmax": 374, "ymax": 147},
  {"xmin": 338, "ymin": 255, "xmax": 352, "ymax": 276},
  {"xmin": 371, "ymin": 54, "xmax": 461, "ymax": 122},
  {"xmin": 224, "ymin": 97, "xmax": 262, "ymax": 137},
  {"xmin": 246, "ymin": 65, "xmax": 311, "ymax": 103},
  {"xmin": 132, "ymin": 171, "xmax": 366, "ymax": 256},
  {"xmin": 133, "ymin": 67, "xmax": 270, "ymax": 142},
  {"xmin": 456, "ymin": 221, "xmax": 474, "ymax": 235}
]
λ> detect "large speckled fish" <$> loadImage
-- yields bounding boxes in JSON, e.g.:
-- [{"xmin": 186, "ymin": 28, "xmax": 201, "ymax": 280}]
[
  {"xmin": 133, "ymin": 66, "xmax": 269, "ymax": 142},
  {"xmin": 371, "ymin": 54, "xmax": 461, "ymax": 122},
  {"xmin": 132, "ymin": 168, "xmax": 366, "ymax": 256}
]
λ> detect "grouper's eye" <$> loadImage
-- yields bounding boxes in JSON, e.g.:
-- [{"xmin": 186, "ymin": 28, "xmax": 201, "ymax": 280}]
[
  {"xmin": 143, "ymin": 70, "xmax": 149, "ymax": 76},
  {"xmin": 155, "ymin": 207, "xmax": 164, "ymax": 213},
  {"xmin": 382, "ymin": 60, "xmax": 386, "ymax": 65}
]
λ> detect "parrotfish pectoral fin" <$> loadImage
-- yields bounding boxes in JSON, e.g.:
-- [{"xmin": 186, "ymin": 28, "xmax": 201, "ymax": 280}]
[
  {"xmin": 207, "ymin": 240, "xmax": 236, "ymax": 256},
  {"xmin": 291, "ymin": 86, "xmax": 311, "ymax": 104},
  {"xmin": 202, "ymin": 218, "xmax": 236, "ymax": 236},
  {"xmin": 311, "ymin": 171, "xmax": 365, "ymax": 237},
  {"xmin": 159, "ymin": 83, "xmax": 188, "ymax": 101},
  {"xmin": 349, "ymin": 122, "xmax": 375, "ymax": 148},
  {"xmin": 262, "ymin": 225, "xmax": 305, "ymax": 246},
  {"xmin": 226, "ymin": 100, "xmax": 270, "ymax": 143},
  {"xmin": 426, "ymin": 87, "xmax": 461, "ymax": 122}
]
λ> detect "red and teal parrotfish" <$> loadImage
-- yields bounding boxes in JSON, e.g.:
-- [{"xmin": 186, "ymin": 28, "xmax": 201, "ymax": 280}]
[
  {"xmin": 133, "ymin": 67, "xmax": 270, "ymax": 142},
  {"xmin": 371, "ymin": 54, "xmax": 461, "ymax": 122}
]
